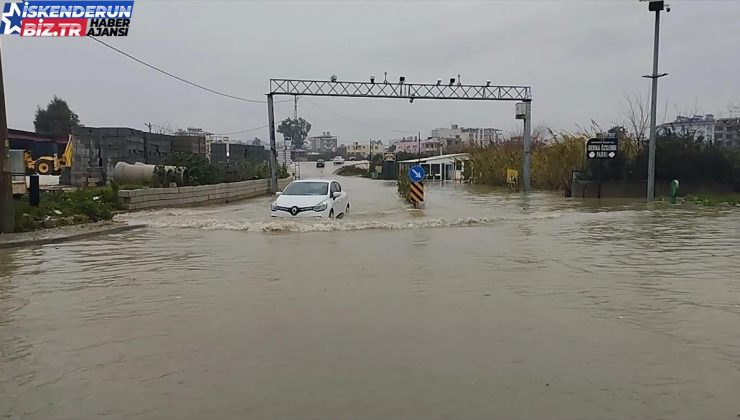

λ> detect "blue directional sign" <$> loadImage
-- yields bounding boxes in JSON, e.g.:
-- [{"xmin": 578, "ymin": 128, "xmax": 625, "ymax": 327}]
[{"xmin": 408, "ymin": 165, "xmax": 426, "ymax": 182}]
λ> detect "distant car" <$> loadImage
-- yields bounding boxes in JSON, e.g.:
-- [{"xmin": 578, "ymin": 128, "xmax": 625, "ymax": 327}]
[
  {"xmin": 316, "ymin": 159, "xmax": 325, "ymax": 168},
  {"xmin": 333, "ymin": 156, "xmax": 345, "ymax": 165},
  {"xmin": 271, "ymin": 179, "xmax": 350, "ymax": 219},
  {"xmin": 348, "ymin": 156, "xmax": 357, "ymax": 161}
]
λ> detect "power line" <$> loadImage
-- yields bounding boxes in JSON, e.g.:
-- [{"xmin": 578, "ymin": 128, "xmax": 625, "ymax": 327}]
[
  {"xmin": 212, "ymin": 125, "xmax": 268, "ymax": 136},
  {"xmin": 89, "ymin": 37, "xmax": 289, "ymax": 104}
]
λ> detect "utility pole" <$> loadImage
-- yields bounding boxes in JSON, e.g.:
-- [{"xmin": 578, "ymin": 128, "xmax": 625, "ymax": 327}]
[
  {"xmin": 522, "ymin": 101, "xmax": 532, "ymax": 193},
  {"xmin": 417, "ymin": 131, "xmax": 421, "ymax": 164},
  {"xmin": 293, "ymin": 96, "xmax": 298, "ymax": 120},
  {"xmin": 644, "ymin": 0, "xmax": 668, "ymax": 200},
  {"xmin": 0, "ymin": 45, "xmax": 15, "ymax": 233},
  {"xmin": 267, "ymin": 94, "xmax": 278, "ymax": 192}
]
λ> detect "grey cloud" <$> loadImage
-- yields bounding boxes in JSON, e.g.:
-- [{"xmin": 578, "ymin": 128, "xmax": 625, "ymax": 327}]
[{"xmin": 4, "ymin": 0, "xmax": 739, "ymax": 142}]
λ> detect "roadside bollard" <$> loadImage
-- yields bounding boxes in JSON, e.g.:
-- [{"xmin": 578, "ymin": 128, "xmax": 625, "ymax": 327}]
[
  {"xmin": 670, "ymin": 179, "xmax": 679, "ymax": 204},
  {"xmin": 29, "ymin": 173, "xmax": 40, "ymax": 207}
]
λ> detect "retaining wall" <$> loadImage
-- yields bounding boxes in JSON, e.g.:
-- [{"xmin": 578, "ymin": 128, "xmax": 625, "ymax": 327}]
[
  {"xmin": 118, "ymin": 177, "xmax": 293, "ymax": 210},
  {"xmin": 571, "ymin": 180, "xmax": 736, "ymax": 198}
]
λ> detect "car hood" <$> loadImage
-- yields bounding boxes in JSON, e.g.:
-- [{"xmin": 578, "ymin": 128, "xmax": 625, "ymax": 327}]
[{"xmin": 274, "ymin": 195, "xmax": 328, "ymax": 208}]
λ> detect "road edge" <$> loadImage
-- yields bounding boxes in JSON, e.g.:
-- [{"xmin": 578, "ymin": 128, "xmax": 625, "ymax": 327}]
[{"xmin": 0, "ymin": 223, "xmax": 146, "ymax": 249}]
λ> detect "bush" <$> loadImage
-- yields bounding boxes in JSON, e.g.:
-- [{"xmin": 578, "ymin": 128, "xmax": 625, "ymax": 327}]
[
  {"xmin": 14, "ymin": 187, "xmax": 121, "ymax": 232},
  {"xmin": 336, "ymin": 165, "xmax": 368, "ymax": 177},
  {"xmin": 110, "ymin": 180, "xmax": 150, "ymax": 191},
  {"xmin": 684, "ymin": 194, "xmax": 740, "ymax": 206},
  {"xmin": 467, "ymin": 132, "xmax": 740, "ymax": 191},
  {"xmin": 467, "ymin": 135, "xmax": 586, "ymax": 190},
  {"xmin": 152, "ymin": 153, "xmax": 280, "ymax": 187}
]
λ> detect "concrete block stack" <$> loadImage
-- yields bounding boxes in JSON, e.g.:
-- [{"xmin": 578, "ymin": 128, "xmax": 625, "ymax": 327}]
[
  {"xmin": 245, "ymin": 144, "xmax": 269, "ymax": 162},
  {"xmin": 172, "ymin": 135, "xmax": 206, "ymax": 156},
  {"xmin": 210, "ymin": 143, "xmax": 227, "ymax": 163},
  {"xmin": 69, "ymin": 130, "xmax": 96, "ymax": 187},
  {"xmin": 143, "ymin": 133, "xmax": 172, "ymax": 164},
  {"xmin": 71, "ymin": 127, "xmax": 147, "ymax": 186},
  {"xmin": 67, "ymin": 127, "xmax": 236, "ymax": 186},
  {"xmin": 98, "ymin": 128, "xmax": 146, "ymax": 165},
  {"xmin": 229, "ymin": 144, "xmax": 246, "ymax": 162}
]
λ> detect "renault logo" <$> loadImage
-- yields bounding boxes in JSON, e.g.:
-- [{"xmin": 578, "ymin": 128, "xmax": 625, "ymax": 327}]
[{"xmin": 290, "ymin": 206, "xmax": 299, "ymax": 216}]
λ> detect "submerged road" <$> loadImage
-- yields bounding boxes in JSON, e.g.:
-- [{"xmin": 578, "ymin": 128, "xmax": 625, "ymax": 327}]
[{"xmin": 1, "ymin": 162, "xmax": 739, "ymax": 419}]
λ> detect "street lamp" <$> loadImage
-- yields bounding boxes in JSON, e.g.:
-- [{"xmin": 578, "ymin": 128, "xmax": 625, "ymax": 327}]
[{"xmin": 641, "ymin": 0, "xmax": 670, "ymax": 200}]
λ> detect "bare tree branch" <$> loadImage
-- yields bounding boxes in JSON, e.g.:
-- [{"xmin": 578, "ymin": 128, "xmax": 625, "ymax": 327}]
[{"xmin": 621, "ymin": 92, "xmax": 650, "ymax": 142}]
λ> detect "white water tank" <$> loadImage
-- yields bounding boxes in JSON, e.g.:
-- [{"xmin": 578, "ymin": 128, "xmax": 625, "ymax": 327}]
[{"xmin": 112, "ymin": 161, "xmax": 182, "ymax": 185}]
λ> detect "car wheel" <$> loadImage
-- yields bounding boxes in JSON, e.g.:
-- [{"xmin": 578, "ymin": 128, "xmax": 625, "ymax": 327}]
[{"xmin": 329, "ymin": 209, "xmax": 334, "ymax": 219}]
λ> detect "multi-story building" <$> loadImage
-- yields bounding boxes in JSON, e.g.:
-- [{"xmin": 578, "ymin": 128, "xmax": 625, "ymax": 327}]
[
  {"xmin": 346, "ymin": 140, "xmax": 385, "ymax": 156},
  {"xmin": 461, "ymin": 127, "xmax": 502, "ymax": 145},
  {"xmin": 658, "ymin": 114, "xmax": 740, "ymax": 147},
  {"xmin": 391, "ymin": 136, "xmax": 443, "ymax": 154},
  {"xmin": 306, "ymin": 132, "xmax": 338, "ymax": 152},
  {"xmin": 714, "ymin": 117, "xmax": 740, "ymax": 148},
  {"xmin": 277, "ymin": 139, "xmax": 293, "ymax": 167},
  {"xmin": 175, "ymin": 127, "xmax": 211, "ymax": 137},
  {"xmin": 431, "ymin": 124, "xmax": 502, "ymax": 146},
  {"xmin": 431, "ymin": 125, "xmax": 463, "ymax": 140},
  {"xmin": 659, "ymin": 115, "xmax": 716, "ymax": 143}
]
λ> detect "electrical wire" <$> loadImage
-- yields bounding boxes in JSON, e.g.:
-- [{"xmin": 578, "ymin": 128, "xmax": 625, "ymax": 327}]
[
  {"xmin": 89, "ymin": 37, "xmax": 289, "ymax": 104},
  {"xmin": 211, "ymin": 125, "xmax": 269, "ymax": 136}
]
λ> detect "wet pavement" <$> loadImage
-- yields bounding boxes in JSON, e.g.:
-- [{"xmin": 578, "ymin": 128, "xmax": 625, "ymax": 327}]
[{"xmin": 1, "ymin": 162, "xmax": 739, "ymax": 419}]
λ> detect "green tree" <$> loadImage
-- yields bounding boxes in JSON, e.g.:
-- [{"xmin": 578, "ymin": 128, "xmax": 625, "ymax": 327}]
[
  {"xmin": 277, "ymin": 117, "xmax": 311, "ymax": 149},
  {"xmin": 34, "ymin": 96, "xmax": 81, "ymax": 138}
]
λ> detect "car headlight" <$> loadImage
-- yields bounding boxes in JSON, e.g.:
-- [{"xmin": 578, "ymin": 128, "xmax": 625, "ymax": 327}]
[
  {"xmin": 270, "ymin": 202, "xmax": 278, "ymax": 211},
  {"xmin": 313, "ymin": 201, "xmax": 328, "ymax": 212}
]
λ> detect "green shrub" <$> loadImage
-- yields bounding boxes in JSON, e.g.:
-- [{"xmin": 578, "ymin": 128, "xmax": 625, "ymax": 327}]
[
  {"xmin": 467, "ymin": 132, "xmax": 740, "ymax": 191},
  {"xmin": 467, "ymin": 135, "xmax": 586, "ymax": 190},
  {"xmin": 13, "ymin": 187, "xmax": 121, "ymax": 232},
  {"xmin": 152, "ymin": 153, "xmax": 278, "ymax": 187},
  {"xmin": 336, "ymin": 165, "xmax": 368, "ymax": 177}
]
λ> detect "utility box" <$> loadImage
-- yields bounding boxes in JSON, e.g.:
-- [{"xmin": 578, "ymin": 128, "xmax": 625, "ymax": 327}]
[
  {"xmin": 648, "ymin": 1, "xmax": 664, "ymax": 12},
  {"xmin": 515, "ymin": 102, "xmax": 528, "ymax": 120},
  {"xmin": 9, "ymin": 149, "xmax": 25, "ymax": 175},
  {"xmin": 10, "ymin": 149, "xmax": 26, "ymax": 195}
]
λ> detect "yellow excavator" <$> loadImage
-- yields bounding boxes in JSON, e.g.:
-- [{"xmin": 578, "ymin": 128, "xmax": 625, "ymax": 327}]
[{"xmin": 24, "ymin": 135, "xmax": 73, "ymax": 175}]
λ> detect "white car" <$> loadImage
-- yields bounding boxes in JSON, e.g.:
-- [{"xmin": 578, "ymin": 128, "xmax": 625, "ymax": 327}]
[
  {"xmin": 333, "ymin": 156, "xmax": 345, "ymax": 165},
  {"xmin": 270, "ymin": 179, "xmax": 350, "ymax": 219}
]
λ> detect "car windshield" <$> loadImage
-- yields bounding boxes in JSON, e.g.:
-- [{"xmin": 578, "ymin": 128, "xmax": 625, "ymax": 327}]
[{"xmin": 282, "ymin": 182, "xmax": 328, "ymax": 196}]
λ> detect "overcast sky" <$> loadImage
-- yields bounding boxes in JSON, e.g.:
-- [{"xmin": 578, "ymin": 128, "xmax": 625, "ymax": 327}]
[{"xmin": 4, "ymin": 0, "xmax": 740, "ymax": 143}]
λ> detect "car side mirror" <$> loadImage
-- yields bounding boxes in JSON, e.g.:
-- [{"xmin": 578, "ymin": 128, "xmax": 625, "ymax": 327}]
[
  {"xmin": 275, "ymin": 191, "xmax": 282, "ymax": 196},
  {"xmin": 332, "ymin": 192, "xmax": 341, "ymax": 199}
]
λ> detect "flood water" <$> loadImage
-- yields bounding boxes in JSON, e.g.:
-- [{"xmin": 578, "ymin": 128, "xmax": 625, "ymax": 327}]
[{"xmin": 2, "ymin": 162, "xmax": 739, "ymax": 419}]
